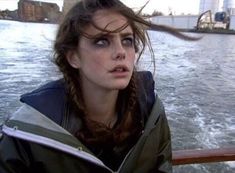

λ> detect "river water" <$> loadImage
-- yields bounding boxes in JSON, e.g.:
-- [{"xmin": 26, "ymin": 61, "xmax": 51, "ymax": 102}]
[{"xmin": 0, "ymin": 20, "xmax": 234, "ymax": 173}]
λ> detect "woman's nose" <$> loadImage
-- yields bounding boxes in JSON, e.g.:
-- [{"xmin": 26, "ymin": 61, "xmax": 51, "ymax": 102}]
[{"xmin": 112, "ymin": 41, "xmax": 126, "ymax": 60}]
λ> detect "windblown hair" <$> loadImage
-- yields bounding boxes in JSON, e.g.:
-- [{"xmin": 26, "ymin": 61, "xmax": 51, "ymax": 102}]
[{"xmin": 54, "ymin": 0, "xmax": 198, "ymax": 148}]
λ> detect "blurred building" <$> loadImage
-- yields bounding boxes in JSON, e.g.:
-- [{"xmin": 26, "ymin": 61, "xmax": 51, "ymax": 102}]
[
  {"xmin": 63, "ymin": 0, "xmax": 79, "ymax": 15},
  {"xmin": 18, "ymin": 0, "xmax": 61, "ymax": 23}
]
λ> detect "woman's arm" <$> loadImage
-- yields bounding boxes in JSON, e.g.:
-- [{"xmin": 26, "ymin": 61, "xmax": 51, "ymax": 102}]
[{"xmin": 153, "ymin": 110, "xmax": 172, "ymax": 173}]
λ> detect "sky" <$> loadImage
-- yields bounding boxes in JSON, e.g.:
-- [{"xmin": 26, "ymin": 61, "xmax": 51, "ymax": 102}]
[
  {"xmin": 122, "ymin": 0, "xmax": 200, "ymax": 15},
  {"xmin": 0, "ymin": 0, "xmax": 201, "ymax": 15}
]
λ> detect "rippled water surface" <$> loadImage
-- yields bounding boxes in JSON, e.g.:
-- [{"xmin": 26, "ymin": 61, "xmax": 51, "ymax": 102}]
[{"xmin": 0, "ymin": 20, "xmax": 234, "ymax": 173}]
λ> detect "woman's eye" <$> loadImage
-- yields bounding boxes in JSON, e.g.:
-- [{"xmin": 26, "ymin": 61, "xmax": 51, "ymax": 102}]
[
  {"xmin": 122, "ymin": 37, "xmax": 134, "ymax": 47},
  {"xmin": 94, "ymin": 38, "xmax": 109, "ymax": 47}
]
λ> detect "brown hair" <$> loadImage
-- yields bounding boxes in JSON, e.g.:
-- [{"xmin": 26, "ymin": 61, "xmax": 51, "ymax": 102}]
[{"xmin": 54, "ymin": 0, "xmax": 198, "ymax": 147}]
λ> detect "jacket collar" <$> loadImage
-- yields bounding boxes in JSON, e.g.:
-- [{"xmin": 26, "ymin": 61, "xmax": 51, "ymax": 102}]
[{"xmin": 2, "ymin": 104, "xmax": 113, "ymax": 172}]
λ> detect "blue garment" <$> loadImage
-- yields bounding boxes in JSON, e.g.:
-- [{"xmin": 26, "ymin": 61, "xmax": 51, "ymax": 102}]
[{"xmin": 20, "ymin": 71, "xmax": 155, "ymax": 127}]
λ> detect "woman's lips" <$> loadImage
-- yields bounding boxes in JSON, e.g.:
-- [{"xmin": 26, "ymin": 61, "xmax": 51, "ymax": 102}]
[
  {"xmin": 109, "ymin": 65, "xmax": 129, "ymax": 77},
  {"xmin": 109, "ymin": 65, "xmax": 129, "ymax": 72}
]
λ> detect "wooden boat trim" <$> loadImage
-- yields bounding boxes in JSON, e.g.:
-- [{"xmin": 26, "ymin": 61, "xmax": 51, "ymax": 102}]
[{"xmin": 172, "ymin": 147, "xmax": 235, "ymax": 165}]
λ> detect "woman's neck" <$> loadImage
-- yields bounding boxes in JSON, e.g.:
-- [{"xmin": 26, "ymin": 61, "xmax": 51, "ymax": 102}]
[{"xmin": 82, "ymin": 87, "xmax": 119, "ymax": 127}]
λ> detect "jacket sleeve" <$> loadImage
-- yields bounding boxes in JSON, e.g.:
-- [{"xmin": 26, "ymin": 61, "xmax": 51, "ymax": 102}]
[
  {"xmin": 136, "ymin": 96, "xmax": 172, "ymax": 173},
  {"xmin": 138, "ymin": 96, "xmax": 172, "ymax": 173},
  {"xmin": 152, "ymin": 106, "xmax": 172, "ymax": 173},
  {"xmin": 122, "ymin": 96, "xmax": 172, "ymax": 173},
  {"xmin": 131, "ymin": 72, "xmax": 172, "ymax": 173}
]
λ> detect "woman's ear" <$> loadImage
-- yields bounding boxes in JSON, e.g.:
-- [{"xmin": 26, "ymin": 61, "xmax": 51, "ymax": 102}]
[{"xmin": 66, "ymin": 50, "xmax": 81, "ymax": 69}]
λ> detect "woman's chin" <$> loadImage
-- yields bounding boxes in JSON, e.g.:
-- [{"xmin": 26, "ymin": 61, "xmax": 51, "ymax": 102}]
[{"xmin": 110, "ymin": 82, "xmax": 129, "ymax": 90}]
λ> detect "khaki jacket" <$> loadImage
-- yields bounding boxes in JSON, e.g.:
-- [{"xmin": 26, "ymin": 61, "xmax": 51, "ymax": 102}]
[
  {"xmin": 0, "ymin": 72, "xmax": 172, "ymax": 173},
  {"xmin": 0, "ymin": 97, "xmax": 171, "ymax": 173}
]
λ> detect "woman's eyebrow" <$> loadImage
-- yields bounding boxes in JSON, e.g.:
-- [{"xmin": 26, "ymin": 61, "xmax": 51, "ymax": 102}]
[
  {"xmin": 101, "ymin": 32, "xmax": 134, "ymax": 38},
  {"xmin": 120, "ymin": 32, "xmax": 134, "ymax": 37},
  {"xmin": 89, "ymin": 30, "xmax": 134, "ymax": 40}
]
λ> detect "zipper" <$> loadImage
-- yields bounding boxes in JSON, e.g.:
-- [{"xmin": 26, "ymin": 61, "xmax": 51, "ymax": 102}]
[
  {"xmin": 116, "ymin": 146, "xmax": 134, "ymax": 173},
  {"xmin": 116, "ymin": 129, "xmax": 147, "ymax": 173},
  {"xmin": 2, "ymin": 125, "xmax": 115, "ymax": 173}
]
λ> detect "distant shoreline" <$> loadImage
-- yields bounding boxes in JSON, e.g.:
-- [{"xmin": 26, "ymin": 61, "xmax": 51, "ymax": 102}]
[
  {"xmin": 180, "ymin": 28, "xmax": 235, "ymax": 35},
  {"xmin": 2, "ymin": 19, "xmax": 235, "ymax": 34},
  {"xmin": 0, "ymin": 18, "xmax": 58, "ymax": 24},
  {"xmin": 148, "ymin": 27, "xmax": 235, "ymax": 35}
]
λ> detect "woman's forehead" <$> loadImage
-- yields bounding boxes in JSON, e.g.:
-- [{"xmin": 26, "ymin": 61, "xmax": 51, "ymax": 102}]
[{"xmin": 90, "ymin": 9, "xmax": 131, "ymax": 33}]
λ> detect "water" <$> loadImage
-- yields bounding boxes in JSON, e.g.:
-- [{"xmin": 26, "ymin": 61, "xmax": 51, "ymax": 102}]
[
  {"xmin": 0, "ymin": 20, "xmax": 60, "ymax": 121},
  {"xmin": 0, "ymin": 20, "xmax": 235, "ymax": 172}
]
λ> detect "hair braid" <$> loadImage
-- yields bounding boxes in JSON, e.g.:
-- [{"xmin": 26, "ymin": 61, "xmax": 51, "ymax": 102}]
[
  {"xmin": 113, "ymin": 73, "xmax": 142, "ymax": 143},
  {"xmin": 54, "ymin": 52, "xmax": 87, "ymax": 117}
]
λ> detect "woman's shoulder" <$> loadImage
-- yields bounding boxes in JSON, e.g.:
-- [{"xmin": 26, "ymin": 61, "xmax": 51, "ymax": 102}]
[
  {"xmin": 135, "ymin": 71, "xmax": 167, "ymax": 122},
  {"xmin": 135, "ymin": 71, "xmax": 155, "ymax": 116},
  {"xmin": 136, "ymin": 71, "xmax": 153, "ymax": 80},
  {"xmin": 135, "ymin": 71, "xmax": 155, "ymax": 94},
  {"xmin": 21, "ymin": 79, "xmax": 65, "ymax": 97},
  {"xmin": 20, "ymin": 79, "xmax": 67, "ymax": 124}
]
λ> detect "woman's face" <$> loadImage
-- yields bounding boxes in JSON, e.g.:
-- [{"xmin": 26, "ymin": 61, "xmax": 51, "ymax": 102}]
[{"xmin": 68, "ymin": 9, "xmax": 136, "ymax": 92}]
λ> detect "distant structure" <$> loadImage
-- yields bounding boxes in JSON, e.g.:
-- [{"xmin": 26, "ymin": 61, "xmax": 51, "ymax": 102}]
[
  {"xmin": 63, "ymin": 0, "xmax": 78, "ymax": 15},
  {"xmin": 197, "ymin": 0, "xmax": 235, "ymax": 30},
  {"xmin": 199, "ymin": 0, "xmax": 220, "ymax": 14},
  {"xmin": 0, "ymin": 9, "xmax": 18, "ymax": 20},
  {"xmin": 199, "ymin": 0, "xmax": 235, "ymax": 15},
  {"xmin": 18, "ymin": 0, "xmax": 61, "ymax": 23},
  {"xmin": 223, "ymin": 0, "xmax": 235, "ymax": 15}
]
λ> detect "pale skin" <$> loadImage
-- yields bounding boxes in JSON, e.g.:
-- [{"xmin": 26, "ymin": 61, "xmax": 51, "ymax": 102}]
[{"xmin": 66, "ymin": 9, "xmax": 136, "ymax": 127}]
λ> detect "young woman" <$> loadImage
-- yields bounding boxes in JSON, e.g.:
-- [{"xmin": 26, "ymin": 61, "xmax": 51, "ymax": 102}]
[{"xmin": 0, "ymin": 0, "xmax": 197, "ymax": 172}]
